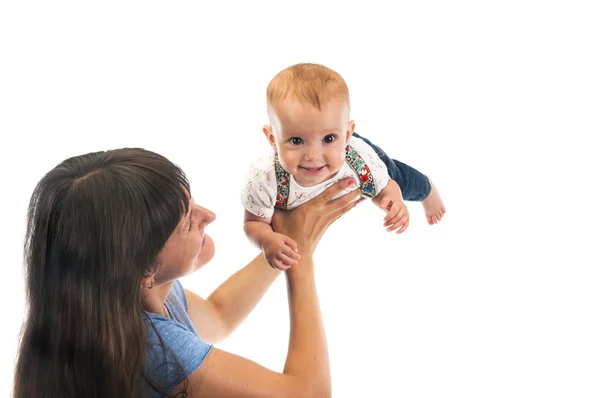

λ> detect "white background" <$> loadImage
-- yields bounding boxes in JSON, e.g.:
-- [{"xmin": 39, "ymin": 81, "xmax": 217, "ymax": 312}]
[{"xmin": 1, "ymin": 1, "xmax": 599, "ymax": 397}]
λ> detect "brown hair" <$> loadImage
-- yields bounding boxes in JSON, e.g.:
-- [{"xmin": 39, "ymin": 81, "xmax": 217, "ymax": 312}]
[
  {"xmin": 14, "ymin": 148, "xmax": 191, "ymax": 397},
  {"xmin": 266, "ymin": 63, "xmax": 350, "ymax": 113}
]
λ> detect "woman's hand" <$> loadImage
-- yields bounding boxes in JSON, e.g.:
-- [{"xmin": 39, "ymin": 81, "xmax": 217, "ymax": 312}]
[
  {"xmin": 183, "ymin": 177, "xmax": 362, "ymax": 398},
  {"xmin": 271, "ymin": 177, "xmax": 361, "ymax": 257}
]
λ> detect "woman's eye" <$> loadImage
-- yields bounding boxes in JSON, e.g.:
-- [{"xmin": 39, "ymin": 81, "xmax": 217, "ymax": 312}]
[
  {"xmin": 323, "ymin": 134, "xmax": 336, "ymax": 144},
  {"xmin": 188, "ymin": 216, "xmax": 195, "ymax": 231},
  {"xmin": 290, "ymin": 137, "xmax": 303, "ymax": 145}
]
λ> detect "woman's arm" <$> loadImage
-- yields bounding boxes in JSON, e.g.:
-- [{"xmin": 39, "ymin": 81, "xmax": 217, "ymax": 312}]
[
  {"xmin": 184, "ymin": 254, "xmax": 281, "ymax": 344},
  {"xmin": 179, "ymin": 178, "xmax": 361, "ymax": 398},
  {"xmin": 185, "ymin": 211, "xmax": 298, "ymax": 344}
]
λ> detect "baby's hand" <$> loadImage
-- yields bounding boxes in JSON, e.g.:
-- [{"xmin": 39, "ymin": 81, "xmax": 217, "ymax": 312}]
[
  {"xmin": 261, "ymin": 233, "xmax": 300, "ymax": 270},
  {"xmin": 379, "ymin": 195, "xmax": 410, "ymax": 234}
]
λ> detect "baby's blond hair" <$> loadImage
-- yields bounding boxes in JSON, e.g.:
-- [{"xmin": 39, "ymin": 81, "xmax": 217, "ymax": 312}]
[{"xmin": 266, "ymin": 63, "xmax": 350, "ymax": 114}]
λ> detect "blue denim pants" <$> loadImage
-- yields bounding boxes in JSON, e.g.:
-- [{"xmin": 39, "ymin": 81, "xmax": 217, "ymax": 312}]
[{"xmin": 353, "ymin": 132, "xmax": 431, "ymax": 201}]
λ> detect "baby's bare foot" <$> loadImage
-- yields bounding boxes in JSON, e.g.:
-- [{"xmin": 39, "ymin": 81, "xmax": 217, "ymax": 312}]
[{"xmin": 422, "ymin": 179, "xmax": 445, "ymax": 225}]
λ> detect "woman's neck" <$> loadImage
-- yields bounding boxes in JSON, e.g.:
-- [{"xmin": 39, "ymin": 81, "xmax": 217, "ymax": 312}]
[{"xmin": 141, "ymin": 280, "xmax": 175, "ymax": 316}]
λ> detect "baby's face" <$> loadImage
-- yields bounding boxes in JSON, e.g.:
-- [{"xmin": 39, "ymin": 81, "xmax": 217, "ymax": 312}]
[{"xmin": 265, "ymin": 97, "xmax": 354, "ymax": 187}]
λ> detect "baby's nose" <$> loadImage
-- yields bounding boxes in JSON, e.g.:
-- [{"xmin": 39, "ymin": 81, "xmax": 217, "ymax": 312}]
[{"xmin": 305, "ymin": 147, "xmax": 320, "ymax": 160}]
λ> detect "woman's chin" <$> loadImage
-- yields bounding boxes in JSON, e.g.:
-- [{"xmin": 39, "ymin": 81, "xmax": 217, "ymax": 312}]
[{"xmin": 194, "ymin": 234, "xmax": 215, "ymax": 270}]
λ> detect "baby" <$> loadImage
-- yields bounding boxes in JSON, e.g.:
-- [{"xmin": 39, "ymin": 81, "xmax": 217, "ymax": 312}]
[{"xmin": 241, "ymin": 63, "xmax": 445, "ymax": 269}]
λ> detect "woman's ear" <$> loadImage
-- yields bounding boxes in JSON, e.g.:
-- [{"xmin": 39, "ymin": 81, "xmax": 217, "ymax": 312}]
[
  {"xmin": 141, "ymin": 274, "xmax": 154, "ymax": 289},
  {"xmin": 142, "ymin": 266, "xmax": 158, "ymax": 289}
]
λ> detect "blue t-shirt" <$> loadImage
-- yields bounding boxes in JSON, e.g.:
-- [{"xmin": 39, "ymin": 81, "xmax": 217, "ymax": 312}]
[{"xmin": 144, "ymin": 280, "xmax": 213, "ymax": 395}]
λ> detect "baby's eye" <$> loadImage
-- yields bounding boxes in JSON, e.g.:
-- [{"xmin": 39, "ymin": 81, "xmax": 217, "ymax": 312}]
[
  {"xmin": 323, "ymin": 134, "xmax": 336, "ymax": 144},
  {"xmin": 290, "ymin": 137, "xmax": 303, "ymax": 145}
]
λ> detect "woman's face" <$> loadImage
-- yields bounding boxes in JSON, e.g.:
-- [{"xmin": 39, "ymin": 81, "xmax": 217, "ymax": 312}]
[{"xmin": 155, "ymin": 198, "xmax": 216, "ymax": 282}]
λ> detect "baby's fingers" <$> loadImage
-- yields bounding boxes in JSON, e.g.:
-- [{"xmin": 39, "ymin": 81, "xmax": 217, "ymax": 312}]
[
  {"xmin": 268, "ymin": 258, "xmax": 288, "ymax": 270},
  {"xmin": 277, "ymin": 252, "xmax": 296, "ymax": 268},
  {"xmin": 282, "ymin": 245, "xmax": 301, "ymax": 261},
  {"xmin": 383, "ymin": 202, "xmax": 401, "ymax": 224},
  {"xmin": 392, "ymin": 214, "xmax": 410, "ymax": 234},
  {"xmin": 283, "ymin": 236, "xmax": 299, "ymax": 254},
  {"xmin": 385, "ymin": 212, "xmax": 402, "ymax": 229}
]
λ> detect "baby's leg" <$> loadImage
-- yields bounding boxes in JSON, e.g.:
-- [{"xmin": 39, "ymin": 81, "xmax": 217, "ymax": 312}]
[{"xmin": 353, "ymin": 132, "xmax": 445, "ymax": 225}]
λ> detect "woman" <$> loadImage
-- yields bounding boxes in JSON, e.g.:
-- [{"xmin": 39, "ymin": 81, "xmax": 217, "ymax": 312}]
[{"xmin": 13, "ymin": 148, "xmax": 360, "ymax": 397}]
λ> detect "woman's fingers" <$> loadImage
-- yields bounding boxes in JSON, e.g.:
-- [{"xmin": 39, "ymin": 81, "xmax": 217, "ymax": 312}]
[
  {"xmin": 327, "ymin": 192, "xmax": 361, "ymax": 224},
  {"xmin": 271, "ymin": 178, "xmax": 362, "ymax": 256},
  {"xmin": 321, "ymin": 180, "xmax": 361, "ymax": 212},
  {"xmin": 326, "ymin": 187, "xmax": 361, "ymax": 213},
  {"xmin": 314, "ymin": 178, "xmax": 356, "ymax": 205}
]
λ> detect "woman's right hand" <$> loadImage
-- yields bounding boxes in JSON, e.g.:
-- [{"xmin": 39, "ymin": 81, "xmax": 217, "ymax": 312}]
[
  {"xmin": 182, "ymin": 178, "xmax": 362, "ymax": 398},
  {"xmin": 271, "ymin": 177, "xmax": 362, "ymax": 257}
]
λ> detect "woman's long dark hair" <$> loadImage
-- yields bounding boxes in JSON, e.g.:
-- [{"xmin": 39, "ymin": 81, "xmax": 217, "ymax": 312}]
[{"xmin": 14, "ymin": 148, "xmax": 191, "ymax": 398}]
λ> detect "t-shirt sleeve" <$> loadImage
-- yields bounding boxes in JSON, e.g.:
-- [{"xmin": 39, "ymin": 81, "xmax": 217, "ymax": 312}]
[
  {"xmin": 146, "ymin": 319, "xmax": 213, "ymax": 393},
  {"xmin": 352, "ymin": 136, "xmax": 391, "ymax": 195},
  {"xmin": 240, "ymin": 158, "xmax": 277, "ymax": 219}
]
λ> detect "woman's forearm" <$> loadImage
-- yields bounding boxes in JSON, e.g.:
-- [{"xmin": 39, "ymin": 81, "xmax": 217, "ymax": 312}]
[
  {"xmin": 283, "ymin": 259, "xmax": 331, "ymax": 397},
  {"xmin": 205, "ymin": 254, "xmax": 280, "ymax": 340}
]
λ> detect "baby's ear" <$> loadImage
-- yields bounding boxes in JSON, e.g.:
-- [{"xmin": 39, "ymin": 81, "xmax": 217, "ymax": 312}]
[
  {"xmin": 346, "ymin": 120, "xmax": 356, "ymax": 144},
  {"xmin": 263, "ymin": 125, "xmax": 277, "ymax": 150}
]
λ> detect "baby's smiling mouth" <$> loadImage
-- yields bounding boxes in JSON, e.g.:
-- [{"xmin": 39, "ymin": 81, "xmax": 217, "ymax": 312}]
[{"xmin": 300, "ymin": 165, "xmax": 326, "ymax": 172}]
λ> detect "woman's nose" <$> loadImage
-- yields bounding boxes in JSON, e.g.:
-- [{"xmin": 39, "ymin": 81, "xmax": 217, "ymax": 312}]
[{"xmin": 196, "ymin": 204, "xmax": 216, "ymax": 224}]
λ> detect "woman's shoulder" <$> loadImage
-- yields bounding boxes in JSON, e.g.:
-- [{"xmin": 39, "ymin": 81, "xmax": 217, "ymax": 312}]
[
  {"xmin": 145, "ymin": 309, "xmax": 213, "ymax": 393},
  {"xmin": 169, "ymin": 280, "xmax": 187, "ymax": 309}
]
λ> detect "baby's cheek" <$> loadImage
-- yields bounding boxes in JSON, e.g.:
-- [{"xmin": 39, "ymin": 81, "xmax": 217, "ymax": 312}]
[
  {"xmin": 332, "ymin": 154, "xmax": 346, "ymax": 170},
  {"xmin": 279, "ymin": 157, "xmax": 295, "ymax": 172}
]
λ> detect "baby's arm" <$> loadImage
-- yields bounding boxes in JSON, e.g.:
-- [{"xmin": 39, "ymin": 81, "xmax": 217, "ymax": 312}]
[
  {"xmin": 244, "ymin": 210, "xmax": 300, "ymax": 270},
  {"xmin": 372, "ymin": 179, "xmax": 410, "ymax": 234}
]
